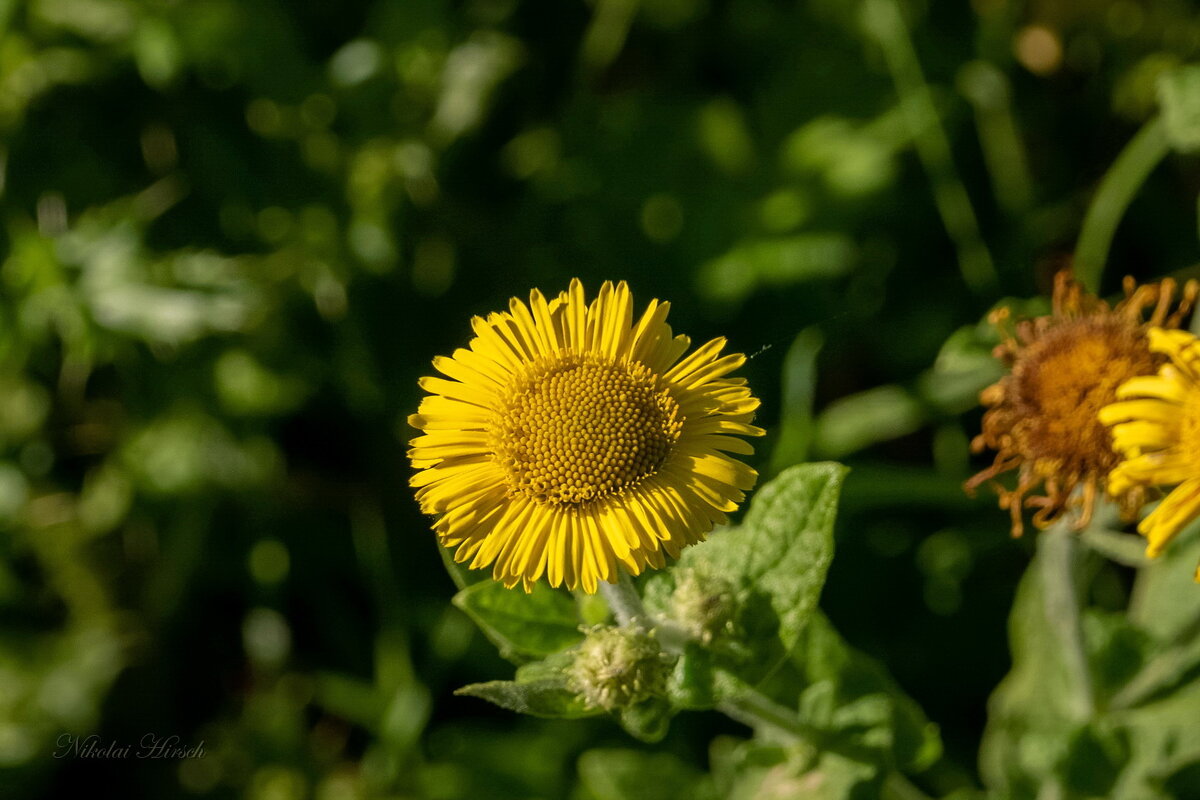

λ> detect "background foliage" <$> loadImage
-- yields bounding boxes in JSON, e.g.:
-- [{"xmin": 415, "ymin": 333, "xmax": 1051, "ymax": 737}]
[{"xmin": 3, "ymin": 0, "xmax": 1200, "ymax": 797}]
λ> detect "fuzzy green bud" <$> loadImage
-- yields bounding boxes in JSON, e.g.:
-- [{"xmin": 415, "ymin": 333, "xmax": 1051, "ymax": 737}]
[
  {"xmin": 671, "ymin": 568, "xmax": 737, "ymax": 645},
  {"xmin": 568, "ymin": 626, "xmax": 672, "ymax": 711}
]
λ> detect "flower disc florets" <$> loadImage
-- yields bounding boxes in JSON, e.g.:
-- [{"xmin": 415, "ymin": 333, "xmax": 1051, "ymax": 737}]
[
  {"xmin": 408, "ymin": 279, "xmax": 764, "ymax": 593},
  {"xmin": 568, "ymin": 626, "xmax": 673, "ymax": 711},
  {"xmin": 966, "ymin": 270, "xmax": 1197, "ymax": 535},
  {"xmin": 491, "ymin": 353, "xmax": 682, "ymax": 506}
]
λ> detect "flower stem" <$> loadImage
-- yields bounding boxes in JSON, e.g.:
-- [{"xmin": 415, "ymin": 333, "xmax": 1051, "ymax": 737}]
[
  {"xmin": 1078, "ymin": 527, "xmax": 1150, "ymax": 567},
  {"xmin": 600, "ymin": 571, "xmax": 647, "ymax": 628},
  {"xmin": 861, "ymin": 0, "xmax": 997, "ymax": 293},
  {"xmin": 1038, "ymin": 522, "xmax": 1095, "ymax": 719},
  {"xmin": 717, "ymin": 689, "xmax": 820, "ymax": 740},
  {"xmin": 1073, "ymin": 116, "xmax": 1170, "ymax": 293}
]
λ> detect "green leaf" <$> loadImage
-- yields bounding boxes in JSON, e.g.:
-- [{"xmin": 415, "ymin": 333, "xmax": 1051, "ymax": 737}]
[
  {"xmin": 697, "ymin": 234, "xmax": 857, "ymax": 305},
  {"xmin": 455, "ymin": 652, "xmax": 597, "ymax": 719},
  {"xmin": 1114, "ymin": 682, "xmax": 1200, "ymax": 798},
  {"xmin": 1113, "ymin": 520, "xmax": 1200, "ymax": 710},
  {"xmin": 979, "ymin": 544, "xmax": 1080, "ymax": 798},
  {"xmin": 792, "ymin": 611, "xmax": 943, "ymax": 773},
  {"xmin": 577, "ymin": 748, "xmax": 716, "ymax": 800},
  {"xmin": 1061, "ymin": 723, "xmax": 1129, "ymax": 799},
  {"xmin": 1129, "ymin": 519, "xmax": 1200, "ymax": 643},
  {"xmin": 709, "ymin": 735, "xmax": 881, "ymax": 800},
  {"xmin": 981, "ymin": 528, "xmax": 1200, "ymax": 799},
  {"xmin": 726, "ymin": 462, "xmax": 845, "ymax": 652},
  {"xmin": 452, "ymin": 579, "xmax": 584, "ymax": 661},
  {"xmin": 1082, "ymin": 610, "xmax": 1150, "ymax": 705},
  {"xmin": 1158, "ymin": 64, "xmax": 1200, "ymax": 152},
  {"xmin": 644, "ymin": 463, "xmax": 844, "ymax": 686},
  {"xmin": 616, "ymin": 696, "xmax": 675, "ymax": 743},
  {"xmin": 667, "ymin": 642, "xmax": 718, "ymax": 710}
]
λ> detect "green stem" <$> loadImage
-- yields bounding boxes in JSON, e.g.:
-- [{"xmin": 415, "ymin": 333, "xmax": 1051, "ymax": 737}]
[
  {"xmin": 862, "ymin": 0, "xmax": 997, "ymax": 293},
  {"xmin": 1074, "ymin": 116, "xmax": 1170, "ymax": 293},
  {"xmin": 1078, "ymin": 528, "xmax": 1150, "ymax": 568},
  {"xmin": 717, "ymin": 689, "xmax": 820, "ymax": 740},
  {"xmin": 1111, "ymin": 603, "xmax": 1200, "ymax": 710},
  {"xmin": 957, "ymin": 60, "xmax": 1034, "ymax": 215},
  {"xmin": 1038, "ymin": 523, "xmax": 1095, "ymax": 719}
]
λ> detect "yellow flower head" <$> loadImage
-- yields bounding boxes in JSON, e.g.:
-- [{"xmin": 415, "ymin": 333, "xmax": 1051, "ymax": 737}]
[
  {"xmin": 966, "ymin": 270, "xmax": 1197, "ymax": 536},
  {"xmin": 408, "ymin": 279, "xmax": 764, "ymax": 593},
  {"xmin": 1100, "ymin": 327, "xmax": 1200, "ymax": 576}
]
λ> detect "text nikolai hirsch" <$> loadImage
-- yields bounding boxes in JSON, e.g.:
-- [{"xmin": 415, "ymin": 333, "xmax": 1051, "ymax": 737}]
[{"xmin": 54, "ymin": 734, "xmax": 205, "ymax": 760}]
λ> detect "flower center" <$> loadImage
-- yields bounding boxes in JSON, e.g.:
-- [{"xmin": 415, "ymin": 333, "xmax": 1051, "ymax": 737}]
[
  {"xmin": 1013, "ymin": 317, "xmax": 1158, "ymax": 472},
  {"xmin": 491, "ymin": 352, "xmax": 682, "ymax": 506}
]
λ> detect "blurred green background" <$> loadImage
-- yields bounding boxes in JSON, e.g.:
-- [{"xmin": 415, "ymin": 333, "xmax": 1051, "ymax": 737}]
[{"xmin": 2, "ymin": 0, "xmax": 1200, "ymax": 797}]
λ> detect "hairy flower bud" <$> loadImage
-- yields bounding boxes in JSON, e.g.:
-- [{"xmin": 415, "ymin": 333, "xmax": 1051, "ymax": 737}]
[
  {"xmin": 671, "ymin": 568, "xmax": 737, "ymax": 645},
  {"xmin": 568, "ymin": 626, "xmax": 672, "ymax": 711}
]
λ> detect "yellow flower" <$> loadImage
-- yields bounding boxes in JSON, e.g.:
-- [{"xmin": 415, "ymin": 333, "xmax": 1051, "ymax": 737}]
[
  {"xmin": 408, "ymin": 279, "xmax": 764, "ymax": 593},
  {"xmin": 1100, "ymin": 327, "xmax": 1200, "ymax": 577},
  {"xmin": 966, "ymin": 270, "xmax": 1197, "ymax": 536}
]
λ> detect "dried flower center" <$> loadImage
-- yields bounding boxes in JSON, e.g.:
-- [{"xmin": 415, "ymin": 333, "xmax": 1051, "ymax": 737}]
[
  {"xmin": 491, "ymin": 353, "xmax": 682, "ymax": 506},
  {"xmin": 1011, "ymin": 317, "xmax": 1158, "ymax": 472}
]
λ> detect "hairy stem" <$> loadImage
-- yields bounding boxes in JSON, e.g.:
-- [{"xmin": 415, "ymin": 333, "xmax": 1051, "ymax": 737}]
[
  {"xmin": 600, "ymin": 571, "xmax": 647, "ymax": 628},
  {"xmin": 717, "ymin": 690, "xmax": 819, "ymax": 740},
  {"xmin": 1039, "ymin": 523, "xmax": 1095, "ymax": 719}
]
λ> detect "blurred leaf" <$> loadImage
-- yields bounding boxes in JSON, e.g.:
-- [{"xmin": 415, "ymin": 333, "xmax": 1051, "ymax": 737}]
[
  {"xmin": 314, "ymin": 672, "xmax": 385, "ymax": 729},
  {"xmin": 780, "ymin": 115, "xmax": 898, "ymax": 196},
  {"xmin": 698, "ymin": 98, "xmax": 755, "ymax": 175},
  {"xmin": 214, "ymin": 350, "xmax": 309, "ymax": 416},
  {"xmin": 1109, "ymin": 521, "xmax": 1200, "ymax": 711},
  {"xmin": 698, "ymin": 234, "xmax": 856, "ymax": 305},
  {"xmin": 616, "ymin": 696, "xmax": 674, "ymax": 743},
  {"xmin": 814, "ymin": 386, "xmax": 924, "ymax": 459},
  {"xmin": 1082, "ymin": 610, "xmax": 1150, "ymax": 705},
  {"xmin": 768, "ymin": 328, "xmax": 823, "ymax": 476},
  {"xmin": 979, "ymin": 542, "xmax": 1081, "ymax": 797},
  {"xmin": 1158, "ymin": 64, "xmax": 1200, "ymax": 152},
  {"xmin": 792, "ymin": 612, "xmax": 943, "ymax": 773},
  {"xmin": 1128, "ymin": 520, "xmax": 1200, "ymax": 643},
  {"xmin": 452, "ymin": 580, "xmax": 584, "ymax": 661},
  {"xmin": 915, "ymin": 325, "xmax": 1004, "ymax": 414},
  {"xmin": 1061, "ymin": 723, "xmax": 1129, "ymax": 799},
  {"xmin": 709, "ymin": 735, "xmax": 882, "ymax": 800},
  {"xmin": 577, "ymin": 748, "xmax": 716, "ymax": 800}
]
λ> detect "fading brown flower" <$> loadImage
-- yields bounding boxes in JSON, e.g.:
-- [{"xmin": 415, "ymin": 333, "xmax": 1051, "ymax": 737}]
[{"xmin": 966, "ymin": 269, "xmax": 1198, "ymax": 536}]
